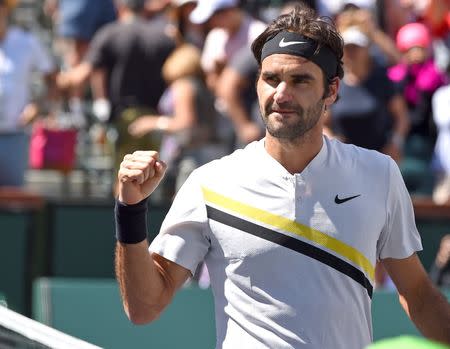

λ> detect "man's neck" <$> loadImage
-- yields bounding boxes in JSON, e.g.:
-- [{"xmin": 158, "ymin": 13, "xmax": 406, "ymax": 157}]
[{"xmin": 264, "ymin": 128, "xmax": 324, "ymax": 175}]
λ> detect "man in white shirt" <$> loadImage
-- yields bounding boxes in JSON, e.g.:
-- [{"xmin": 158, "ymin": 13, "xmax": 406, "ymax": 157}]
[
  {"xmin": 114, "ymin": 6, "xmax": 450, "ymax": 349},
  {"xmin": 432, "ymin": 83, "xmax": 450, "ymax": 205},
  {"xmin": 0, "ymin": 0, "xmax": 55, "ymax": 186}
]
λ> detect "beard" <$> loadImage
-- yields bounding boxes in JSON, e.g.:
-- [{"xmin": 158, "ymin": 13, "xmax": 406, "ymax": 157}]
[{"xmin": 260, "ymin": 97, "xmax": 325, "ymax": 141}]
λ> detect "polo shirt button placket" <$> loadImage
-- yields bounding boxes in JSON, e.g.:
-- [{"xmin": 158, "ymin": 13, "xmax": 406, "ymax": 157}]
[
  {"xmin": 295, "ymin": 175, "xmax": 306, "ymax": 204},
  {"xmin": 282, "ymin": 175, "xmax": 296, "ymax": 203}
]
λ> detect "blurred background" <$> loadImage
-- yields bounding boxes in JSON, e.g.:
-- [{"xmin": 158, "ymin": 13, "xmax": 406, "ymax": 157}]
[{"xmin": 0, "ymin": 0, "xmax": 449, "ymax": 348}]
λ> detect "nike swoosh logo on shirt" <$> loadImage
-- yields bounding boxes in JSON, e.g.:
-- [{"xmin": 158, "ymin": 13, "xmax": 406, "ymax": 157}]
[
  {"xmin": 279, "ymin": 37, "xmax": 308, "ymax": 47},
  {"xmin": 334, "ymin": 194, "xmax": 361, "ymax": 204}
]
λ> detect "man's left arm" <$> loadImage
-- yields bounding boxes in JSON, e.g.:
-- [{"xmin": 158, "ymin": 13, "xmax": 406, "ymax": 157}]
[{"xmin": 383, "ymin": 253, "xmax": 450, "ymax": 345}]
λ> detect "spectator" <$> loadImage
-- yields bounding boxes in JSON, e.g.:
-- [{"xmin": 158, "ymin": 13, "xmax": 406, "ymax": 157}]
[
  {"xmin": 57, "ymin": 0, "xmax": 176, "ymax": 192},
  {"xmin": 431, "ymin": 82, "xmax": 450, "ymax": 205},
  {"xmin": 429, "ymin": 235, "xmax": 450, "ymax": 289},
  {"xmin": 328, "ymin": 26, "xmax": 410, "ymax": 163},
  {"xmin": 128, "ymin": 43, "xmax": 227, "ymax": 195},
  {"xmin": 167, "ymin": 0, "xmax": 204, "ymax": 47},
  {"xmin": 382, "ymin": 0, "xmax": 450, "ymax": 70},
  {"xmin": 316, "ymin": 0, "xmax": 376, "ymax": 17},
  {"xmin": 217, "ymin": 46, "xmax": 263, "ymax": 147},
  {"xmin": 0, "ymin": 0, "xmax": 56, "ymax": 186},
  {"xmin": 388, "ymin": 22, "xmax": 448, "ymax": 195},
  {"xmin": 45, "ymin": 0, "xmax": 117, "ymax": 127},
  {"xmin": 388, "ymin": 22, "xmax": 447, "ymax": 143},
  {"xmin": 189, "ymin": 0, "xmax": 267, "ymax": 94},
  {"xmin": 335, "ymin": 6, "xmax": 401, "ymax": 66}
]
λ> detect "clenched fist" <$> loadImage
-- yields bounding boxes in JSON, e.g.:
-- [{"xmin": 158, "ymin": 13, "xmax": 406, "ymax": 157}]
[{"xmin": 118, "ymin": 151, "xmax": 167, "ymax": 205}]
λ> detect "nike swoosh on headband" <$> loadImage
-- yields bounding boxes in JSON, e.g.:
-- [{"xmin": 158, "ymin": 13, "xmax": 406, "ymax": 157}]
[{"xmin": 279, "ymin": 37, "xmax": 308, "ymax": 47}]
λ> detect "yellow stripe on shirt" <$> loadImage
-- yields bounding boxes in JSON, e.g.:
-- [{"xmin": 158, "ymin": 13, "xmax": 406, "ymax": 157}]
[{"xmin": 202, "ymin": 186, "xmax": 375, "ymax": 281}]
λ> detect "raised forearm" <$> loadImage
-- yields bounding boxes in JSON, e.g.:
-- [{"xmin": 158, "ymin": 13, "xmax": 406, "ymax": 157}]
[
  {"xmin": 115, "ymin": 241, "xmax": 172, "ymax": 324},
  {"xmin": 115, "ymin": 152, "xmax": 190, "ymax": 324}
]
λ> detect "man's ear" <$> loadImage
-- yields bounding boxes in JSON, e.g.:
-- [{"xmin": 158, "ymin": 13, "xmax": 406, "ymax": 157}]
[{"xmin": 325, "ymin": 77, "xmax": 340, "ymax": 106}]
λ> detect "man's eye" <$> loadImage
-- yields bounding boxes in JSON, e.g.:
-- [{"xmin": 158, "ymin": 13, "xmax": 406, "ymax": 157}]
[
  {"xmin": 265, "ymin": 76, "xmax": 279, "ymax": 85},
  {"xmin": 293, "ymin": 79, "xmax": 308, "ymax": 85}
]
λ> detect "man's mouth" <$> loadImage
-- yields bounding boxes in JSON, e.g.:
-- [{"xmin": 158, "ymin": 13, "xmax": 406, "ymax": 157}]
[{"xmin": 271, "ymin": 109, "xmax": 296, "ymax": 114}]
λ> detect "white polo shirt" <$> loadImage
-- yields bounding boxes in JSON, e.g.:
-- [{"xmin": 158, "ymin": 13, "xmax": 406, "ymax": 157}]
[{"xmin": 150, "ymin": 136, "xmax": 422, "ymax": 349}]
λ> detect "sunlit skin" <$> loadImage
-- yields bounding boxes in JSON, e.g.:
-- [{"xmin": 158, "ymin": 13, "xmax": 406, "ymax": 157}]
[{"xmin": 256, "ymin": 54, "xmax": 338, "ymax": 173}]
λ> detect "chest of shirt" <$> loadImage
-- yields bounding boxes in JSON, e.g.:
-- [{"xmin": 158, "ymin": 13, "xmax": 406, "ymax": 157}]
[{"xmin": 203, "ymin": 173, "xmax": 386, "ymax": 265}]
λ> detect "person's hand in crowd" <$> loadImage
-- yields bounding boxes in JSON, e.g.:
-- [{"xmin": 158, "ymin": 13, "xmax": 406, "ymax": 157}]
[
  {"xmin": 56, "ymin": 71, "xmax": 71, "ymax": 91},
  {"xmin": 354, "ymin": 9, "xmax": 377, "ymax": 40},
  {"xmin": 213, "ymin": 57, "xmax": 227, "ymax": 76},
  {"xmin": 128, "ymin": 116, "xmax": 160, "ymax": 138},
  {"xmin": 118, "ymin": 151, "xmax": 167, "ymax": 205},
  {"xmin": 337, "ymin": 7, "xmax": 401, "ymax": 64},
  {"xmin": 18, "ymin": 103, "xmax": 39, "ymax": 126},
  {"xmin": 435, "ymin": 235, "xmax": 450, "ymax": 268},
  {"xmin": 55, "ymin": 63, "xmax": 93, "ymax": 91},
  {"xmin": 336, "ymin": 8, "xmax": 377, "ymax": 38}
]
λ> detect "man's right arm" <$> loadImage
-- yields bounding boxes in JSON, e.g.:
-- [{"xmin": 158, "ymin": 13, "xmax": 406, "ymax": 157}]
[
  {"xmin": 115, "ymin": 241, "xmax": 191, "ymax": 324},
  {"xmin": 115, "ymin": 151, "xmax": 191, "ymax": 324}
]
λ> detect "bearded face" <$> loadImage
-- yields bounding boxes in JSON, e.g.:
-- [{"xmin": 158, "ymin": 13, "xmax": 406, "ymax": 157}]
[{"xmin": 260, "ymin": 94, "xmax": 325, "ymax": 141}]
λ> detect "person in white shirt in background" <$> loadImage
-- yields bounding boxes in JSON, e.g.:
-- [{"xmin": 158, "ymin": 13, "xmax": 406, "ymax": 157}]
[
  {"xmin": 188, "ymin": 0, "xmax": 268, "ymax": 166},
  {"xmin": 431, "ymin": 82, "xmax": 450, "ymax": 205},
  {"xmin": 190, "ymin": 0, "xmax": 266, "ymax": 95},
  {"xmin": 0, "ymin": 0, "xmax": 55, "ymax": 186}
]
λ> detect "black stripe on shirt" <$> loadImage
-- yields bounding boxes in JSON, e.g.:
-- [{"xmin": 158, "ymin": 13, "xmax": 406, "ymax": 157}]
[{"xmin": 206, "ymin": 205, "xmax": 373, "ymax": 298}]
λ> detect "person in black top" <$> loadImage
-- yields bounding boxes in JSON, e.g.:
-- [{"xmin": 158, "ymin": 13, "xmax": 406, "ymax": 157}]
[
  {"xmin": 58, "ymin": 0, "xmax": 176, "ymax": 123},
  {"xmin": 57, "ymin": 0, "xmax": 176, "ymax": 190}
]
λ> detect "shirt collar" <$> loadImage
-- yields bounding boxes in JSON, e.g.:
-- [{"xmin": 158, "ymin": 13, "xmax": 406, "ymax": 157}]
[{"xmin": 256, "ymin": 135, "xmax": 329, "ymax": 178}]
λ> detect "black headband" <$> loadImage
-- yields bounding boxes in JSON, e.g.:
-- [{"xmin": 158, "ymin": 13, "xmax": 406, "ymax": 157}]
[{"xmin": 261, "ymin": 31, "xmax": 340, "ymax": 79}]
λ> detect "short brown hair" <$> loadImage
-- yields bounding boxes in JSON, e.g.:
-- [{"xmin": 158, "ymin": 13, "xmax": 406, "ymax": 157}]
[{"xmin": 251, "ymin": 6, "xmax": 344, "ymax": 80}]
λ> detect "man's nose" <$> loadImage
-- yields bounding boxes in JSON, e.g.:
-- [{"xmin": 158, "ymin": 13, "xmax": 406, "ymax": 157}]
[{"xmin": 273, "ymin": 82, "xmax": 292, "ymax": 104}]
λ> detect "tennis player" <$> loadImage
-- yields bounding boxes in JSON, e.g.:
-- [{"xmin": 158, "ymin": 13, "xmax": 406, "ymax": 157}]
[{"xmin": 114, "ymin": 6, "xmax": 450, "ymax": 348}]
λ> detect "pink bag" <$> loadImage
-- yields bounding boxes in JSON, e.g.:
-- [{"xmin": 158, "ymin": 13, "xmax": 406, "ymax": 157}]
[{"xmin": 29, "ymin": 122, "xmax": 77, "ymax": 172}]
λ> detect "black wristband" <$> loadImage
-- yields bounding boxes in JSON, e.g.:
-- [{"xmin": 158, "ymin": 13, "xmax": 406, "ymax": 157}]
[{"xmin": 115, "ymin": 198, "xmax": 148, "ymax": 244}]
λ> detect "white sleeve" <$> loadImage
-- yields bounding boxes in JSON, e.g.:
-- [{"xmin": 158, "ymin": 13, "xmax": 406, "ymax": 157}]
[
  {"xmin": 29, "ymin": 34, "xmax": 54, "ymax": 73},
  {"xmin": 377, "ymin": 158, "xmax": 423, "ymax": 260},
  {"xmin": 149, "ymin": 170, "xmax": 210, "ymax": 275}
]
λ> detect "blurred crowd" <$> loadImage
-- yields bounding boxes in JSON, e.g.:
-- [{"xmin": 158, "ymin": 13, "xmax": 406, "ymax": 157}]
[{"xmin": 0, "ymin": 0, "xmax": 449, "ymax": 205}]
